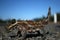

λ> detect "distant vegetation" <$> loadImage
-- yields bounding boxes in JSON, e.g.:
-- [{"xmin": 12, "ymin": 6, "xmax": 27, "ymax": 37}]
[
  {"xmin": 33, "ymin": 16, "xmax": 47, "ymax": 22},
  {"xmin": 57, "ymin": 13, "xmax": 60, "ymax": 21},
  {"xmin": 0, "ymin": 19, "xmax": 16, "ymax": 24},
  {"xmin": 0, "ymin": 13, "xmax": 60, "ymax": 23},
  {"xmin": 49, "ymin": 13, "xmax": 60, "ymax": 22},
  {"xmin": 0, "ymin": 19, "xmax": 6, "ymax": 23},
  {"xmin": 33, "ymin": 13, "xmax": 60, "ymax": 22},
  {"xmin": 49, "ymin": 15, "xmax": 54, "ymax": 22}
]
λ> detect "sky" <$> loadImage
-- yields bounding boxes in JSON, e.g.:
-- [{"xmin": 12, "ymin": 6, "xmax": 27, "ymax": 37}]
[{"xmin": 0, "ymin": 0, "xmax": 60, "ymax": 20}]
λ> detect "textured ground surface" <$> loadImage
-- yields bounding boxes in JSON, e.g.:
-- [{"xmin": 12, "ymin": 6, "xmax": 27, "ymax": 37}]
[{"xmin": 0, "ymin": 23, "xmax": 60, "ymax": 40}]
